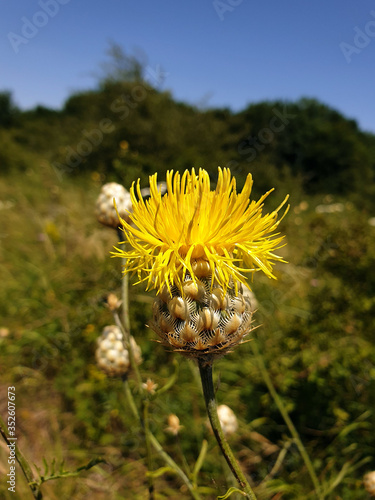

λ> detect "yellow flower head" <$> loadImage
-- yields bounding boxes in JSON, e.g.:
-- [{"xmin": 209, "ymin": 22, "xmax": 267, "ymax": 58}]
[{"xmin": 112, "ymin": 168, "xmax": 289, "ymax": 295}]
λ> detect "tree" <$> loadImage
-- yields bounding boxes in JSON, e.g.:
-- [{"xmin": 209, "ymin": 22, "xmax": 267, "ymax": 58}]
[
  {"xmin": 96, "ymin": 42, "xmax": 147, "ymax": 87},
  {"xmin": 0, "ymin": 91, "xmax": 19, "ymax": 127}
]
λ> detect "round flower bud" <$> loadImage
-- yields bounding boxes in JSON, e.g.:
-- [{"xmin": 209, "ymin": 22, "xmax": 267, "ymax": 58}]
[
  {"xmin": 106, "ymin": 293, "xmax": 122, "ymax": 311},
  {"xmin": 364, "ymin": 471, "xmax": 375, "ymax": 496},
  {"xmin": 0, "ymin": 327, "xmax": 9, "ymax": 338},
  {"xmin": 151, "ymin": 271, "xmax": 253, "ymax": 361},
  {"xmin": 95, "ymin": 183, "xmax": 132, "ymax": 229},
  {"xmin": 95, "ymin": 325, "xmax": 141, "ymax": 377},
  {"xmin": 217, "ymin": 405, "xmax": 238, "ymax": 436},
  {"xmin": 165, "ymin": 414, "xmax": 183, "ymax": 436}
]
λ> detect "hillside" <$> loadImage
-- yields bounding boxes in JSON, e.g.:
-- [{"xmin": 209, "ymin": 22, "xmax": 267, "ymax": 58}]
[
  {"xmin": 2, "ymin": 76, "xmax": 375, "ymax": 203},
  {"xmin": 0, "ymin": 75, "xmax": 375, "ymax": 499}
]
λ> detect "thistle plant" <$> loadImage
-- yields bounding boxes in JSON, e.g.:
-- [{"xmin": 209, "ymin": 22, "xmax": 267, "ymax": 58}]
[{"xmin": 112, "ymin": 167, "xmax": 289, "ymax": 499}]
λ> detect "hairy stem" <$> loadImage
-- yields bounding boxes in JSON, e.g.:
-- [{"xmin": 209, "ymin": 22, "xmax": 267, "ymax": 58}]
[{"xmin": 198, "ymin": 360, "xmax": 257, "ymax": 500}]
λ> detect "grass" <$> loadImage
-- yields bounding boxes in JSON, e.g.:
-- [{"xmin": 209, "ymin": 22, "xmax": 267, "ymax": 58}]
[{"xmin": 0, "ymin": 162, "xmax": 374, "ymax": 499}]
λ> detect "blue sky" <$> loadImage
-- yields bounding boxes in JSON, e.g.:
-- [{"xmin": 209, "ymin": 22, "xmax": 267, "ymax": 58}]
[{"xmin": 1, "ymin": 0, "xmax": 375, "ymax": 132}]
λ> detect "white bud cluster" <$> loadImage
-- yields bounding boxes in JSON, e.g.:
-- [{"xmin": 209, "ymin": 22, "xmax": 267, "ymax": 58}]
[
  {"xmin": 217, "ymin": 405, "xmax": 238, "ymax": 436},
  {"xmin": 96, "ymin": 325, "xmax": 141, "ymax": 377},
  {"xmin": 364, "ymin": 471, "xmax": 375, "ymax": 496},
  {"xmin": 95, "ymin": 182, "xmax": 132, "ymax": 228}
]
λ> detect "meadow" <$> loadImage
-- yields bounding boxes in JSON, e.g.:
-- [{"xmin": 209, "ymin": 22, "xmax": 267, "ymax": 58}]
[{"xmin": 0, "ymin": 64, "xmax": 375, "ymax": 498}]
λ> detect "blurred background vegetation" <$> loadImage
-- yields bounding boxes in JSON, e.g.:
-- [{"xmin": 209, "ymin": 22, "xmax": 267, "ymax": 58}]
[{"xmin": 0, "ymin": 47, "xmax": 374, "ymax": 499}]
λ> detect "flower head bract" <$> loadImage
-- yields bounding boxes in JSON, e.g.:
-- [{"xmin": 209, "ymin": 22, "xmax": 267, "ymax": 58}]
[{"xmin": 112, "ymin": 167, "xmax": 289, "ymax": 295}]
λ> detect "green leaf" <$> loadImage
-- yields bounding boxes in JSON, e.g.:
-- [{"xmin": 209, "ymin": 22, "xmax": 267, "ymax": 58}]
[
  {"xmin": 217, "ymin": 487, "xmax": 247, "ymax": 499},
  {"xmin": 338, "ymin": 420, "xmax": 371, "ymax": 439},
  {"xmin": 192, "ymin": 439, "xmax": 208, "ymax": 485},
  {"xmin": 155, "ymin": 358, "xmax": 179, "ymax": 397},
  {"xmin": 146, "ymin": 466, "xmax": 176, "ymax": 479},
  {"xmin": 42, "ymin": 457, "xmax": 49, "ymax": 477},
  {"xmin": 75, "ymin": 457, "xmax": 106, "ymax": 472},
  {"xmin": 59, "ymin": 460, "xmax": 65, "ymax": 474},
  {"xmin": 33, "ymin": 463, "xmax": 41, "ymax": 478},
  {"xmin": 262, "ymin": 479, "xmax": 301, "ymax": 495},
  {"xmin": 35, "ymin": 457, "xmax": 106, "ymax": 486},
  {"xmin": 322, "ymin": 456, "xmax": 372, "ymax": 496}
]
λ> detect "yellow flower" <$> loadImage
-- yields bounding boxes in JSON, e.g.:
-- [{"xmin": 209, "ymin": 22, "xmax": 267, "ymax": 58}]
[{"xmin": 112, "ymin": 168, "xmax": 288, "ymax": 295}]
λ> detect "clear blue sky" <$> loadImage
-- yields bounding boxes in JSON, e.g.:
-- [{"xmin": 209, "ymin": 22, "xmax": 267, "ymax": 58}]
[{"xmin": 1, "ymin": 0, "xmax": 375, "ymax": 132}]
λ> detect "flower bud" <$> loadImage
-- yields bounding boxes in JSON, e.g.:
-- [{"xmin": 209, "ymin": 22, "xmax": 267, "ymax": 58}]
[
  {"xmin": 151, "ymin": 271, "xmax": 253, "ymax": 361},
  {"xmin": 165, "ymin": 414, "xmax": 183, "ymax": 436},
  {"xmin": 106, "ymin": 293, "xmax": 122, "ymax": 311},
  {"xmin": 96, "ymin": 325, "xmax": 141, "ymax": 377},
  {"xmin": 95, "ymin": 182, "xmax": 132, "ymax": 229},
  {"xmin": 217, "ymin": 405, "xmax": 238, "ymax": 436},
  {"xmin": 364, "ymin": 471, "xmax": 375, "ymax": 496},
  {"xmin": 142, "ymin": 378, "xmax": 158, "ymax": 395},
  {"xmin": 0, "ymin": 327, "xmax": 9, "ymax": 338}
]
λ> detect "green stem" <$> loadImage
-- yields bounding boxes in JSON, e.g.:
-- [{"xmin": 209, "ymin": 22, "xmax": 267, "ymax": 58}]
[
  {"xmin": 261, "ymin": 440, "xmax": 292, "ymax": 483},
  {"xmin": 176, "ymin": 433, "xmax": 191, "ymax": 476},
  {"xmin": 148, "ymin": 434, "xmax": 202, "ymax": 500},
  {"xmin": 123, "ymin": 378, "xmax": 140, "ymax": 421},
  {"xmin": 198, "ymin": 360, "xmax": 257, "ymax": 500},
  {"xmin": 143, "ymin": 399, "xmax": 155, "ymax": 500},
  {"xmin": 121, "ymin": 256, "xmax": 131, "ymax": 336},
  {"xmin": 115, "ymin": 243, "xmax": 143, "ymax": 392},
  {"xmin": 116, "ymin": 231, "xmax": 130, "ymax": 336},
  {"xmin": 251, "ymin": 341, "xmax": 323, "ymax": 499},
  {"xmin": 123, "ymin": 380, "xmax": 202, "ymax": 500},
  {"xmin": 0, "ymin": 414, "xmax": 42, "ymax": 499},
  {"xmin": 113, "ymin": 309, "xmax": 143, "ymax": 390}
]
